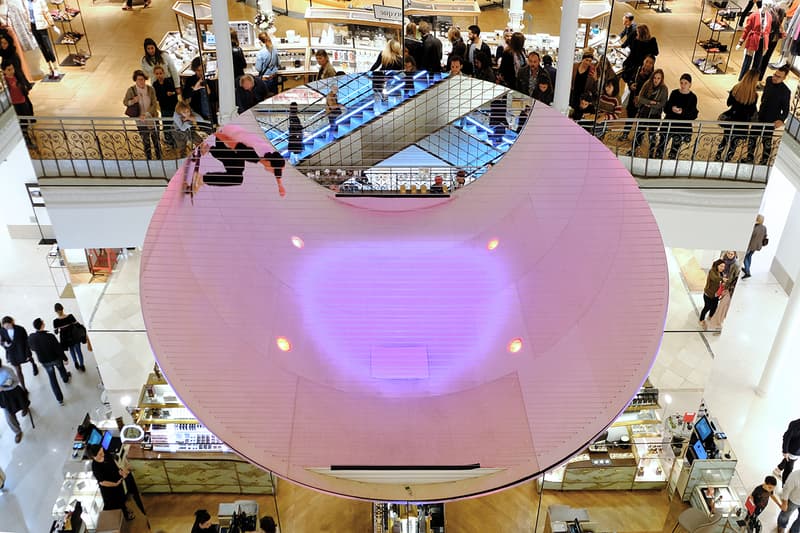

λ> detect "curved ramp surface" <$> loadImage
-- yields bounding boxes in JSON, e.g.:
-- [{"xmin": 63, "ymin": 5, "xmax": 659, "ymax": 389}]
[{"xmin": 140, "ymin": 102, "xmax": 668, "ymax": 501}]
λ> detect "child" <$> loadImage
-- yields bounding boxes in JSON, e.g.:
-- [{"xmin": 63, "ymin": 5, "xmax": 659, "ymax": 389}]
[
  {"xmin": 403, "ymin": 55, "xmax": 417, "ymax": 98},
  {"xmin": 532, "ymin": 74, "xmax": 554, "ymax": 106},
  {"xmin": 151, "ymin": 65, "xmax": 178, "ymax": 146},
  {"xmin": 173, "ymin": 100, "xmax": 202, "ymax": 156},
  {"xmin": 745, "ymin": 475, "xmax": 780, "ymax": 532},
  {"xmin": 2, "ymin": 61, "xmax": 34, "ymax": 147}
]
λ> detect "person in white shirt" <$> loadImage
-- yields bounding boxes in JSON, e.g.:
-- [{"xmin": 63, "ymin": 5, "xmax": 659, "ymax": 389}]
[{"xmin": 778, "ymin": 469, "xmax": 800, "ymax": 533}]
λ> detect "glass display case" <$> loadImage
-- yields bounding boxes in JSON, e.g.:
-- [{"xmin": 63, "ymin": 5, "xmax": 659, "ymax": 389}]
[
  {"xmin": 690, "ymin": 474, "xmax": 749, "ymax": 532},
  {"xmin": 305, "ymin": 7, "xmax": 400, "ymax": 73},
  {"xmin": 52, "ymin": 471, "xmax": 104, "ymax": 531},
  {"xmin": 633, "ymin": 436, "xmax": 675, "ymax": 490}
]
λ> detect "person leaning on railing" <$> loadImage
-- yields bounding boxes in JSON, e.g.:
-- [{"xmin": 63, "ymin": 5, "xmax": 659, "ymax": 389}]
[
  {"xmin": 629, "ymin": 68, "xmax": 667, "ymax": 157},
  {"xmin": 123, "ymin": 69, "xmax": 162, "ymax": 160},
  {"xmin": 715, "ymin": 71, "xmax": 759, "ymax": 163},
  {"xmin": 746, "ymin": 64, "xmax": 790, "ymax": 165},
  {"xmin": 654, "ymin": 73, "xmax": 699, "ymax": 160}
]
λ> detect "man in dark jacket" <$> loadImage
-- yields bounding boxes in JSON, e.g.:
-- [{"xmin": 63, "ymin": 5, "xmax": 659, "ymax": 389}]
[
  {"xmin": 419, "ymin": 21, "xmax": 442, "ymax": 74},
  {"xmin": 516, "ymin": 51, "xmax": 545, "ymax": 97},
  {"xmin": 465, "ymin": 25, "xmax": 491, "ymax": 76},
  {"xmin": 28, "ymin": 318, "xmax": 70, "ymax": 405},
  {"xmin": 748, "ymin": 64, "xmax": 790, "ymax": 164},
  {"xmin": 1, "ymin": 316, "xmax": 39, "ymax": 391},
  {"xmin": 235, "ymin": 74, "xmax": 269, "ymax": 115},
  {"xmin": 776, "ymin": 419, "xmax": 800, "ymax": 484}
]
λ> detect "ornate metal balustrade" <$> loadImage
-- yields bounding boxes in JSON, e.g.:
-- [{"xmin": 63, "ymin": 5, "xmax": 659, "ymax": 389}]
[
  {"xmin": 784, "ymin": 86, "xmax": 800, "ymax": 142},
  {"xmin": 576, "ymin": 117, "xmax": 782, "ymax": 184},
  {"xmin": 20, "ymin": 116, "xmax": 213, "ymax": 179}
]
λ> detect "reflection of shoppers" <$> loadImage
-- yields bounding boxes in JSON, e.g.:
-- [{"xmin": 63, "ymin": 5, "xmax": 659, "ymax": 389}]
[
  {"xmin": 123, "ymin": 70, "xmax": 162, "ymax": 160},
  {"xmin": 0, "ymin": 364, "xmax": 30, "ymax": 444},
  {"xmin": 28, "ymin": 318, "xmax": 70, "ymax": 405},
  {"xmin": 199, "ymin": 130, "xmax": 286, "ymax": 196},
  {"xmin": 326, "ymin": 84, "xmax": 344, "ymax": 138},
  {"xmin": 699, "ymin": 260, "xmax": 725, "ymax": 329},
  {"xmin": 53, "ymin": 303, "xmax": 85, "ymax": 372},
  {"xmin": 288, "ymin": 101, "xmax": 303, "ymax": 162},
  {"xmin": 0, "ymin": 316, "xmax": 38, "ymax": 391},
  {"xmin": 743, "ymin": 214, "xmax": 768, "ymax": 279}
]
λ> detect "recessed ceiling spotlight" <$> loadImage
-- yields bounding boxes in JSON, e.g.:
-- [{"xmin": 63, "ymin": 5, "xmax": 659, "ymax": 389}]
[
  {"xmin": 291, "ymin": 236, "xmax": 305, "ymax": 249},
  {"xmin": 508, "ymin": 338, "xmax": 523, "ymax": 353},
  {"xmin": 487, "ymin": 238, "xmax": 500, "ymax": 251},
  {"xmin": 276, "ymin": 337, "xmax": 292, "ymax": 352}
]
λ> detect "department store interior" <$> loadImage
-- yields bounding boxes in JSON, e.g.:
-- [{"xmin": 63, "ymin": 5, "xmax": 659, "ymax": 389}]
[{"xmin": 2, "ymin": 0, "xmax": 800, "ymax": 532}]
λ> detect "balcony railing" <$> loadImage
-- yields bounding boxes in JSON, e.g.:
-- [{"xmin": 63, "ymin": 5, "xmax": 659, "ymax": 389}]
[
  {"xmin": 784, "ymin": 85, "xmax": 800, "ymax": 142},
  {"xmin": 575, "ymin": 117, "xmax": 781, "ymax": 184},
  {"xmin": 21, "ymin": 116, "xmax": 213, "ymax": 179}
]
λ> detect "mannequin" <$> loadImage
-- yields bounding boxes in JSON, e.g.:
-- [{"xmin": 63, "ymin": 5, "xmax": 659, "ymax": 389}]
[
  {"xmin": 24, "ymin": 0, "xmax": 60, "ymax": 79},
  {"xmin": 0, "ymin": 0, "xmax": 41, "ymax": 78},
  {"xmin": 737, "ymin": 0, "xmax": 772, "ymax": 80}
]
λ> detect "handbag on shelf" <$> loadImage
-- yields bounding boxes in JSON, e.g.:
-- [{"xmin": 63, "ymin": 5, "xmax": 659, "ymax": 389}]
[{"xmin": 125, "ymin": 102, "xmax": 140, "ymax": 118}]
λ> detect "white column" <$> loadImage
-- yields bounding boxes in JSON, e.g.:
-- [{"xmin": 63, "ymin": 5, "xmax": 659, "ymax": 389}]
[
  {"xmin": 211, "ymin": 0, "xmax": 236, "ymax": 125},
  {"xmin": 553, "ymin": 1, "xmax": 579, "ymax": 115},
  {"xmin": 756, "ymin": 279, "xmax": 800, "ymax": 396},
  {"xmin": 508, "ymin": 0, "xmax": 524, "ymax": 32},
  {"xmin": 258, "ymin": 0, "xmax": 273, "ymax": 15}
]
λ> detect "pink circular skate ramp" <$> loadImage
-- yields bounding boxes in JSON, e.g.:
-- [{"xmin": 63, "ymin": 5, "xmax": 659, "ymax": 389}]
[{"xmin": 140, "ymin": 102, "xmax": 668, "ymax": 501}]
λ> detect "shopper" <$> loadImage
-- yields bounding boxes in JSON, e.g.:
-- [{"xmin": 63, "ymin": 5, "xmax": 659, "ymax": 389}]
[
  {"xmin": 516, "ymin": 51, "xmax": 543, "ymax": 97},
  {"xmin": 472, "ymin": 51, "xmax": 495, "ymax": 83},
  {"xmin": 140, "ymin": 38, "xmax": 181, "ymax": 95},
  {"xmin": 747, "ymin": 64, "xmax": 790, "ymax": 165},
  {"xmin": 151, "ymin": 65, "xmax": 177, "ymax": 147},
  {"xmin": 326, "ymin": 83, "xmax": 344, "ymax": 138},
  {"xmin": 621, "ymin": 54, "xmax": 655, "ymax": 140},
  {"xmin": 403, "ymin": 55, "xmax": 417, "ymax": 97},
  {"xmin": 370, "ymin": 39, "xmax": 403, "ymax": 105},
  {"xmin": 235, "ymin": 74, "xmax": 268, "ymax": 114},
  {"xmin": 778, "ymin": 468, "xmax": 800, "ymax": 533},
  {"xmin": 498, "ymin": 31, "xmax": 526, "ymax": 88},
  {"xmin": 542, "ymin": 55, "xmax": 557, "ymax": 89},
  {"xmin": 418, "ymin": 21, "xmax": 442, "ymax": 74},
  {"xmin": 570, "ymin": 50, "xmax": 598, "ymax": 116},
  {"xmin": 516, "ymin": 104, "xmax": 531, "ymax": 133},
  {"xmin": 775, "ymin": 419, "xmax": 800, "ymax": 484},
  {"xmin": 699, "ymin": 259, "xmax": 726, "ymax": 330},
  {"xmin": 0, "ymin": 30, "xmax": 27, "ymax": 85},
  {"xmin": 183, "ymin": 57, "xmax": 214, "ymax": 122},
  {"xmin": 404, "ymin": 22, "xmax": 423, "ymax": 71},
  {"xmin": 124, "ymin": 70, "xmax": 162, "ymax": 160},
  {"xmin": 53, "ymin": 303, "xmax": 85, "ymax": 372},
  {"xmin": 532, "ymin": 73, "xmax": 554, "ymax": 106},
  {"xmin": 445, "ymin": 27, "xmax": 466, "ymax": 73},
  {"xmin": 743, "ymin": 214, "xmax": 768, "ymax": 278},
  {"xmin": 622, "ymin": 24, "xmax": 659, "ymax": 86},
  {"xmin": 0, "ymin": 363, "xmax": 29, "ymax": 444},
  {"xmin": 2, "ymin": 61, "xmax": 34, "ymax": 147},
  {"xmin": 88, "ymin": 445, "xmax": 135, "ymax": 520},
  {"xmin": 619, "ymin": 13, "xmax": 637, "ymax": 49},
  {"xmin": 738, "ymin": 2, "xmax": 772, "ymax": 80},
  {"xmin": 192, "ymin": 509, "xmax": 218, "ymax": 533},
  {"xmin": 488, "ymin": 97, "xmax": 508, "ymax": 146},
  {"xmin": 465, "ymin": 25, "xmax": 490, "ymax": 76},
  {"xmin": 595, "ymin": 78, "xmax": 622, "ymax": 138},
  {"xmin": 707, "ymin": 251, "xmax": 740, "ymax": 333},
  {"xmin": 24, "ymin": 0, "xmax": 61, "ymax": 78},
  {"xmin": 172, "ymin": 100, "xmax": 202, "ymax": 156},
  {"xmin": 1, "ymin": 316, "xmax": 38, "ymax": 391},
  {"xmin": 758, "ymin": 7, "xmax": 786, "ymax": 84},
  {"xmin": 448, "ymin": 56, "xmax": 463, "ymax": 77},
  {"xmin": 122, "ymin": 0, "xmax": 150, "ymax": 11},
  {"xmin": 259, "ymin": 516, "xmax": 277, "ymax": 533},
  {"xmin": 230, "ymin": 30, "xmax": 247, "ymax": 84},
  {"xmin": 495, "ymin": 28, "xmax": 512, "ymax": 63},
  {"xmin": 715, "ymin": 70, "xmax": 759, "ymax": 162},
  {"xmin": 745, "ymin": 476, "xmax": 779, "ymax": 532},
  {"xmin": 315, "ymin": 49, "xmax": 336, "ymax": 80},
  {"xmin": 255, "ymin": 32, "xmax": 280, "ymax": 95},
  {"xmin": 287, "ymin": 101, "xmax": 303, "ymax": 163},
  {"xmin": 28, "ymin": 317, "xmax": 70, "ymax": 405},
  {"xmin": 655, "ymin": 73, "xmax": 698, "ymax": 160},
  {"xmin": 630, "ymin": 68, "xmax": 667, "ymax": 157}
]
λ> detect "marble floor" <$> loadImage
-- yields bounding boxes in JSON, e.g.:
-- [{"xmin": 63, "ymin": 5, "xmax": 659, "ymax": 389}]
[{"xmin": 0, "ymin": 180, "xmax": 798, "ymax": 531}]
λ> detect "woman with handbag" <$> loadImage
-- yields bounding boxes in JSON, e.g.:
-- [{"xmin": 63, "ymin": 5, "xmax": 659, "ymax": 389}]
[
  {"xmin": 715, "ymin": 70, "xmax": 759, "ymax": 162},
  {"xmin": 700, "ymin": 259, "xmax": 726, "ymax": 330},
  {"xmin": 707, "ymin": 251, "xmax": 741, "ymax": 333},
  {"xmin": 123, "ymin": 69, "xmax": 162, "ymax": 160},
  {"xmin": 629, "ymin": 68, "xmax": 668, "ymax": 157},
  {"xmin": 53, "ymin": 303, "xmax": 85, "ymax": 372}
]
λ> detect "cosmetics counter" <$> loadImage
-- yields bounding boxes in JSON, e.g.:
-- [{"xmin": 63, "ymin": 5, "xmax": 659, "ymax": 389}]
[
  {"xmin": 126, "ymin": 372, "xmax": 276, "ymax": 495},
  {"xmin": 373, "ymin": 502, "xmax": 445, "ymax": 533}
]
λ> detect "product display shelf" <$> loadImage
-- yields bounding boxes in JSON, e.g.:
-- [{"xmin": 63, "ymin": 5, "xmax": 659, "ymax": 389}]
[
  {"xmin": 632, "ymin": 436, "xmax": 675, "ymax": 490},
  {"xmin": 692, "ymin": 0, "xmax": 741, "ymax": 75},
  {"xmin": 158, "ymin": 31, "xmax": 200, "ymax": 74},
  {"xmin": 51, "ymin": 471, "xmax": 103, "ymax": 531},
  {"xmin": 275, "ymin": 39, "xmax": 312, "ymax": 77},
  {"xmin": 689, "ymin": 476, "xmax": 749, "ymax": 533},
  {"xmin": 577, "ymin": 0, "xmax": 611, "ymax": 49},
  {"xmin": 405, "ymin": 0, "xmax": 480, "ymax": 22},
  {"xmin": 51, "ymin": 0, "xmax": 91, "ymax": 67}
]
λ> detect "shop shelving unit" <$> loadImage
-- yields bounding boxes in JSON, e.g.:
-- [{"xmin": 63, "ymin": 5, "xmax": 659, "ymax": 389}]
[
  {"xmin": 51, "ymin": 0, "xmax": 91, "ymax": 67},
  {"xmin": 692, "ymin": 0, "xmax": 741, "ymax": 75}
]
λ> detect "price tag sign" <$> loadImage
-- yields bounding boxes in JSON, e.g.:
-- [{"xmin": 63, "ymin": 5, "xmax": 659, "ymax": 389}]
[{"xmin": 372, "ymin": 4, "xmax": 402, "ymax": 23}]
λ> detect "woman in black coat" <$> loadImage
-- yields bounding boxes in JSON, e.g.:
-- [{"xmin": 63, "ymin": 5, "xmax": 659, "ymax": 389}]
[
  {"xmin": 715, "ymin": 70, "xmax": 759, "ymax": 162},
  {"xmin": 622, "ymin": 24, "xmax": 659, "ymax": 86},
  {"xmin": 287, "ymin": 101, "xmax": 303, "ymax": 161}
]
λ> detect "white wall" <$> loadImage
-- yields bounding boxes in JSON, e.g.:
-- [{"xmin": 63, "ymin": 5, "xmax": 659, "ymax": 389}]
[
  {"xmin": 0, "ymin": 134, "xmax": 52, "ymax": 239},
  {"xmin": 640, "ymin": 187, "xmax": 763, "ymax": 251},
  {"xmin": 39, "ymin": 185, "xmax": 165, "ymax": 249},
  {"xmin": 771, "ymin": 193, "xmax": 800, "ymax": 293}
]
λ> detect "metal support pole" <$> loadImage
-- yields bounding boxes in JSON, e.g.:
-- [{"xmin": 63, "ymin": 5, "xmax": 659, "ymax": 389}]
[
  {"xmin": 210, "ymin": 0, "xmax": 236, "ymax": 125},
  {"xmin": 553, "ymin": 1, "xmax": 580, "ymax": 115}
]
